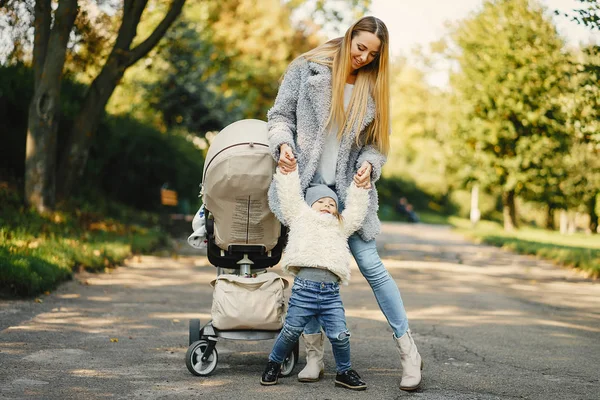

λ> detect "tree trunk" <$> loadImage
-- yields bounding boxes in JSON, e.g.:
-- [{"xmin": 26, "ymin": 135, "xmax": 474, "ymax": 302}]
[
  {"xmin": 567, "ymin": 212, "xmax": 576, "ymax": 235},
  {"xmin": 32, "ymin": 0, "xmax": 51, "ymax": 87},
  {"xmin": 545, "ymin": 204, "xmax": 555, "ymax": 230},
  {"xmin": 56, "ymin": 59, "xmax": 123, "ymax": 199},
  {"xmin": 56, "ymin": 0, "xmax": 186, "ymax": 200},
  {"xmin": 589, "ymin": 194, "xmax": 599, "ymax": 234},
  {"xmin": 25, "ymin": 87, "xmax": 58, "ymax": 211},
  {"xmin": 470, "ymin": 184, "xmax": 481, "ymax": 226},
  {"xmin": 502, "ymin": 190, "xmax": 518, "ymax": 231},
  {"xmin": 559, "ymin": 209, "xmax": 568, "ymax": 234},
  {"xmin": 24, "ymin": 0, "xmax": 78, "ymax": 211}
]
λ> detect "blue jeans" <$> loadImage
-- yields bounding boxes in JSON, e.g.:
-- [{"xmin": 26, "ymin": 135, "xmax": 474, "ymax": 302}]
[
  {"xmin": 304, "ymin": 233, "xmax": 409, "ymax": 338},
  {"xmin": 269, "ymin": 277, "xmax": 352, "ymax": 373}
]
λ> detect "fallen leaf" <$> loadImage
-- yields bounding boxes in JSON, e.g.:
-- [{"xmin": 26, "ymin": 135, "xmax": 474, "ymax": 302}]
[
  {"xmin": 34, "ymin": 298, "xmax": 43, "ymax": 303},
  {"xmin": 44, "ymin": 291, "xmax": 50, "ymax": 295},
  {"xmin": 110, "ymin": 338, "xmax": 119, "ymax": 343},
  {"xmin": 172, "ymin": 319, "xmax": 180, "ymax": 323}
]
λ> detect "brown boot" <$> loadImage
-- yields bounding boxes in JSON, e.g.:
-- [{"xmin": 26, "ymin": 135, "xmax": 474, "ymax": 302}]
[
  {"xmin": 393, "ymin": 330, "xmax": 423, "ymax": 391},
  {"xmin": 297, "ymin": 332, "xmax": 325, "ymax": 382}
]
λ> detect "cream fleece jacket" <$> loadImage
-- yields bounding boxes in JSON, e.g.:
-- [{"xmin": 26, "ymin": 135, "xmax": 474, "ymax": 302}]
[{"xmin": 274, "ymin": 169, "xmax": 370, "ymax": 285}]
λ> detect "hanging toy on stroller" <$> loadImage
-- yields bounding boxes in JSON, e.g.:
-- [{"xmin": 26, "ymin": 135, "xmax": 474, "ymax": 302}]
[{"xmin": 185, "ymin": 119, "xmax": 298, "ymax": 377}]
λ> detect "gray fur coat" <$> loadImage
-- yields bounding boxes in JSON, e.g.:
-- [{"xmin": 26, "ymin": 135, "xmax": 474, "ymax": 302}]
[{"xmin": 267, "ymin": 58, "xmax": 387, "ymax": 241}]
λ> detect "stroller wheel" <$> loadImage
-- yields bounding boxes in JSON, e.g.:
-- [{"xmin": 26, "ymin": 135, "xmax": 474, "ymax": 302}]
[
  {"xmin": 279, "ymin": 340, "xmax": 299, "ymax": 377},
  {"xmin": 186, "ymin": 340, "xmax": 218, "ymax": 376},
  {"xmin": 189, "ymin": 319, "xmax": 201, "ymax": 345}
]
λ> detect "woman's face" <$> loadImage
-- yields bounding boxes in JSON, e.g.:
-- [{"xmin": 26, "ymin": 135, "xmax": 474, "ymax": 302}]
[{"xmin": 350, "ymin": 30, "xmax": 381, "ymax": 71}]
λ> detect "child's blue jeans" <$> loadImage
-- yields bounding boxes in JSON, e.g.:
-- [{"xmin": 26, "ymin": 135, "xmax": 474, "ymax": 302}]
[{"xmin": 268, "ymin": 277, "xmax": 351, "ymax": 373}]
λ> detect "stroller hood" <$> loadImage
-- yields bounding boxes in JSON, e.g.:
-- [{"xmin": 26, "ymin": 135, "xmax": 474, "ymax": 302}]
[{"xmin": 202, "ymin": 119, "xmax": 280, "ymax": 251}]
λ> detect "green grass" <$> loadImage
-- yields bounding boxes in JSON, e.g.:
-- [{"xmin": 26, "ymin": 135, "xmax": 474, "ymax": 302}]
[
  {"xmin": 418, "ymin": 211, "xmax": 451, "ymax": 225},
  {"xmin": 450, "ymin": 217, "xmax": 600, "ymax": 278},
  {"xmin": 379, "ymin": 204, "xmax": 451, "ymax": 225},
  {"xmin": 0, "ymin": 184, "xmax": 169, "ymax": 297}
]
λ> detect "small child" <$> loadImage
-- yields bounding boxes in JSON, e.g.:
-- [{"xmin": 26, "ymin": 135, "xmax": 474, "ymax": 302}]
[{"xmin": 260, "ymin": 168, "xmax": 370, "ymax": 391}]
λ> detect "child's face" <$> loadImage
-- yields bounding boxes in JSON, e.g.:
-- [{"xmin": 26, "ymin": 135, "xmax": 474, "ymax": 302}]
[{"xmin": 311, "ymin": 197, "xmax": 338, "ymax": 215}]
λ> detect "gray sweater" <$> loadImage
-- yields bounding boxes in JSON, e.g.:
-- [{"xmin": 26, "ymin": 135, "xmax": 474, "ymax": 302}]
[{"xmin": 266, "ymin": 58, "xmax": 387, "ymax": 241}]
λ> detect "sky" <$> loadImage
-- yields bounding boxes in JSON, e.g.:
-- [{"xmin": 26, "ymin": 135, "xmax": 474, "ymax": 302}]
[
  {"xmin": 368, "ymin": 0, "xmax": 598, "ymax": 56},
  {"xmin": 363, "ymin": 0, "xmax": 600, "ymax": 86}
]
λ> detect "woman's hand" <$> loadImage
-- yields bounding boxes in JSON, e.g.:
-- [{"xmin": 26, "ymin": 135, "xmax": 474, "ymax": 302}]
[
  {"xmin": 278, "ymin": 143, "xmax": 297, "ymax": 174},
  {"xmin": 353, "ymin": 161, "xmax": 372, "ymax": 189}
]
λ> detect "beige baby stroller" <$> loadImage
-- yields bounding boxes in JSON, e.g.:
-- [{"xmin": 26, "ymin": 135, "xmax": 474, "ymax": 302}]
[{"xmin": 185, "ymin": 119, "xmax": 298, "ymax": 377}]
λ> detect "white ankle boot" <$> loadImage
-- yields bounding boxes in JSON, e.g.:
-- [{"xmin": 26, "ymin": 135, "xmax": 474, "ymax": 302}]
[
  {"xmin": 297, "ymin": 332, "xmax": 325, "ymax": 382},
  {"xmin": 394, "ymin": 330, "xmax": 423, "ymax": 391}
]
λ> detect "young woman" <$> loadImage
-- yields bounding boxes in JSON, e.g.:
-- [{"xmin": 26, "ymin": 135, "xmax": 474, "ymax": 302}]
[
  {"xmin": 260, "ymin": 168, "xmax": 370, "ymax": 391},
  {"xmin": 266, "ymin": 16, "xmax": 423, "ymax": 391}
]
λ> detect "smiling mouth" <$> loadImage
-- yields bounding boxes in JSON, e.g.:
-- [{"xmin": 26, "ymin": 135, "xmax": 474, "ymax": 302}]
[{"xmin": 353, "ymin": 58, "xmax": 362, "ymax": 67}]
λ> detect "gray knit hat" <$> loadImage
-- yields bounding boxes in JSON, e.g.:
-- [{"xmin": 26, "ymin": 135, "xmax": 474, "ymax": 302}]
[{"xmin": 305, "ymin": 184, "xmax": 338, "ymax": 207}]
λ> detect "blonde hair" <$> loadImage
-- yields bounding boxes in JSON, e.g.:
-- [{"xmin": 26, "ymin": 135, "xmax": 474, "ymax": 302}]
[
  {"xmin": 333, "ymin": 210, "xmax": 343, "ymax": 222},
  {"xmin": 301, "ymin": 16, "xmax": 390, "ymax": 155}
]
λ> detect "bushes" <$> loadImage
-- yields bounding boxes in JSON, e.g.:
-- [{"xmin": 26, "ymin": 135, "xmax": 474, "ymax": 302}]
[
  {"xmin": 0, "ymin": 170, "xmax": 168, "ymax": 298},
  {"xmin": 0, "ymin": 64, "xmax": 201, "ymax": 297},
  {"xmin": 0, "ymin": 63, "xmax": 199, "ymax": 297},
  {"xmin": 0, "ymin": 246, "xmax": 72, "ymax": 297},
  {"xmin": 0, "ymin": 64, "xmax": 88, "ymax": 181},
  {"xmin": 0, "ymin": 228, "xmax": 166, "ymax": 297},
  {"xmin": 0, "ymin": 64, "xmax": 205, "ymax": 212},
  {"xmin": 0, "ymin": 64, "xmax": 31, "ymax": 180},
  {"xmin": 377, "ymin": 175, "xmax": 457, "ymax": 216},
  {"xmin": 84, "ymin": 117, "xmax": 204, "ymax": 212}
]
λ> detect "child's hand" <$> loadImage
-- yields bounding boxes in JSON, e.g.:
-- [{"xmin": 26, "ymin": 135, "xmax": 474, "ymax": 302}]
[
  {"xmin": 278, "ymin": 144, "xmax": 297, "ymax": 174},
  {"xmin": 353, "ymin": 161, "xmax": 372, "ymax": 189}
]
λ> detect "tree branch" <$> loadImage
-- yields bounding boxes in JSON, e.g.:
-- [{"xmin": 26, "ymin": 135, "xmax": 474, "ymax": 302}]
[
  {"xmin": 95, "ymin": 0, "xmax": 148, "ymax": 84},
  {"xmin": 113, "ymin": 0, "xmax": 148, "ymax": 51},
  {"xmin": 128, "ymin": 0, "xmax": 186, "ymax": 66},
  {"xmin": 555, "ymin": 0, "xmax": 600, "ymax": 30},
  {"xmin": 37, "ymin": 0, "xmax": 78, "ymax": 94},
  {"xmin": 32, "ymin": 0, "xmax": 51, "ymax": 88}
]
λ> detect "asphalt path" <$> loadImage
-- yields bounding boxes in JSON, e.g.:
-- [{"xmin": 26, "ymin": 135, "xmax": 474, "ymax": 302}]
[{"xmin": 1, "ymin": 222, "xmax": 599, "ymax": 400}]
